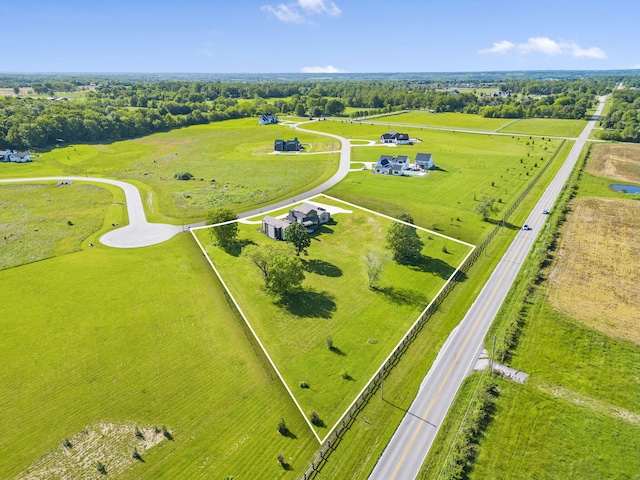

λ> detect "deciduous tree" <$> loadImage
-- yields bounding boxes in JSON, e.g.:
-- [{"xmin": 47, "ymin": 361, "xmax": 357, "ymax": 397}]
[
  {"xmin": 284, "ymin": 222, "xmax": 311, "ymax": 256},
  {"xmin": 206, "ymin": 207, "xmax": 238, "ymax": 249},
  {"xmin": 385, "ymin": 213, "xmax": 424, "ymax": 264}
]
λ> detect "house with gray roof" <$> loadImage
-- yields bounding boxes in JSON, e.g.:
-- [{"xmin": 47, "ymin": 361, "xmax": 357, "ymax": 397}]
[
  {"xmin": 415, "ymin": 152, "xmax": 435, "ymax": 170},
  {"xmin": 373, "ymin": 155, "xmax": 411, "ymax": 175},
  {"xmin": 262, "ymin": 202, "xmax": 331, "ymax": 240}
]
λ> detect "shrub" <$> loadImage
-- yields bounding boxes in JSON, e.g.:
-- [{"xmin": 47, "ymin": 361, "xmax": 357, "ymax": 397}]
[
  {"xmin": 310, "ymin": 411, "xmax": 323, "ymax": 426},
  {"xmin": 299, "ymin": 381, "xmax": 310, "ymax": 388},
  {"xmin": 277, "ymin": 418, "xmax": 288, "ymax": 435},
  {"xmin": 96, "ymin": 461, "xmax": 107, "ymax": 475},
  {"xmin": 442, "ymin": 245, "xmax": 449, "ymax": 254},
  {"xmin": 325, "ymin": 336, "xmax": 333, "ymax": 350},
  {"xmin": 132, "ymin": 448, "xmax": 142, "ymax": 461},
  {"xmin": 277, "ymin": 452, "xmax": 288, "ymax": 469},
  {"xmin": 173, "ymin": 172, "xmax": 194, "ymax": 180},
  {"xmin": 135, "ymin": 427, "xmax": 144, "ymax": 440},
  {"xmin": 62, "ymin": 438, "xmax": 72, "ymax": 449}
]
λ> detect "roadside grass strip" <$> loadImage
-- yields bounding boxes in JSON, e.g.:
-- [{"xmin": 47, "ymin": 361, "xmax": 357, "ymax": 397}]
[{"xmin": 191, "ymin": 194, "xmax": 475, "ymax": 444}]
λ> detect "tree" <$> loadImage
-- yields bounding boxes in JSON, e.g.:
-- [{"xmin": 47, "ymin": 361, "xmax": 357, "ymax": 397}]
[
  {"xmin": 242, "ymin": 242, "xmax": 294, "ymax": 277},
  {"xmin": 325, "ymin": 98, "xmax": 345, "ymax": 116},
  {"xmin": 364, "ymin": 251, "xmax": 388, "ymax": 288},
  {"xmin": 206, "ymin": 207, "xmax": 238, "ymax": 249},
  {"xmin": 265, "ymin": 254, "xmax": 304, "ymax": 296},
  {"xmin": 284, "ymin": 222, "xmax": 311, "ymax": 256},
  {"xmin": 295, "ymin": 103, "xmax": 306, "ymax": 117},
  {"xmin": 474, "ymin": 196, "xmax": 499, "ymax": 222},
  {"xmin": 385, "ymin": 213, "xmax": 424, "ymax": 264}
]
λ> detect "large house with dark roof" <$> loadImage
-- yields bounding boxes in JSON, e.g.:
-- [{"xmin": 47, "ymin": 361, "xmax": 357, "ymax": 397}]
[
  {"xmin": 274, "ymin": 137, "xmax": 303, "ymax": 152},
  {"xmin": 380, "ymin": 131, "xmax": 411, "ymax": 145},
  {"xmin": 262, "ymin": 202, "xmax": 331, "ymax": 240}
]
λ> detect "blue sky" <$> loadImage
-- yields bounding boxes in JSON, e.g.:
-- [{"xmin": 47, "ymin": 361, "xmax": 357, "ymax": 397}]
[{"xmin": 3, "ymin": 0, "xmax": 637, "ymax": 73}]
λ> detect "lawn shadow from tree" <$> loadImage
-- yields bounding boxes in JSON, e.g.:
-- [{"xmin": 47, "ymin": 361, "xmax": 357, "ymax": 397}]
[
  {"xmin": 277, "ymin": 289, "xmax": 337, "ymax": 319},
  {"xmin": 486, "ymin": 218, "xmax": 520, "ymax": 231},
  {"xmin": 282, "ymin": 429, "xmax": 298, "ymax": 440},
  {"xmin": 224, "ymin": 238, "xmax": 257, "ymax": 257},
  {"xmin": 407, "ymin": 254, "xmax": 462, "ymax": 280},
  {"xmin": 372, "ymin": 285, "xmax": 427, "ymax": 306},
  {"xmin": 329, "ymin": 345, "xmax": 347, "ymax": 356},
  {"xmin": 303, "ymin": 259, "xmax": 343, "ymax": 277},
  {"xmin": 310, "ymin": 220, "xmax": 337, "ymax": 241}
]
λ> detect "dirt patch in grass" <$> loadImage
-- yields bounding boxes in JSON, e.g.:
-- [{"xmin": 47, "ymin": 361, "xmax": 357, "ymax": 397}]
[
  {"xmin": 17, "ymin": 422, "xmax": 167, "ymax": 480},
  {"xmin": 547, "ymin": 197, "xmax": 640, "ymax": 344},
  {"xmin": 587, "ymin": 143, "xmax": 640, "ymax": 184}
]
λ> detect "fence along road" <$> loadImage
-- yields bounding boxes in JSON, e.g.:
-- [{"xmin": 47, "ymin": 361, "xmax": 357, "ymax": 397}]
[{"xmin": 368, "ymin": 96, "xmax": 606, "ymax": 480}]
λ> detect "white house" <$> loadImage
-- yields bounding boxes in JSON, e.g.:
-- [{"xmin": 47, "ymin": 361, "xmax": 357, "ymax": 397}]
[
  {"xmin": 380, "ymin": 131, "xmax": 411, "ymax": 145},
  {"xmin": 373, "ymin": 155, "xmax": 411, "ymax": 176},
  {"xmin": 414, "ymin": 153, "xmax": 435, "ymax": 170},
  {"xmin": 0, "ymin": 150, "xmax": 31, "ymax": 163}
]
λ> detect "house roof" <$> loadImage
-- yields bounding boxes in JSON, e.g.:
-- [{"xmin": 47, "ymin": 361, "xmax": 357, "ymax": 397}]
[
  {"xmin": 415, "ymin": 153, "xmax": 433, "ymax": 163},
  {"xmin": 395, "ymin": 155, "xmax": 409, "ymax": 163},
  {"xmin": 262, "ymin": 216, "xmax": 290, "ymax": 229},
  {"xmin": 293, "ymin": 202, "xmax": 326, "ymax": 215},
  {"xmin": 396, "ymin": 133, "xmax": 410, "ymax": 140}
]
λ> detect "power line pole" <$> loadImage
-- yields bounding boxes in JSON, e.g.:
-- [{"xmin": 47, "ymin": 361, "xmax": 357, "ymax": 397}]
[{"xmin": 490, "ymin": 335, "xmax": 497, "ymax": 374}]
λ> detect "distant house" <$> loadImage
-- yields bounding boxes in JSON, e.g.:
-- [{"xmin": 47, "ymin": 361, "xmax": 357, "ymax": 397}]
[
  {"xmin": 373, "ymin": 155, "xmax": 411, "ymax": 175},
  {"xmin": 259, "ymin": 113, "xmax": 279, "ymax": 125},
  {"xmin": 414, "ymin": 153, "xmax": 435, "ymax": 170},
  {"xmin": 274, "ymin": 137, "xmax": 303, "ymax": 152},
  {"xmin": 380, "ymin": 131, "xmax": 411, "ymax": 145},
  {"xmin": 0, "ymin": 150, "xmax": 31, "ymax": 163},
  {"xmin": 262, "ymin": 202, "xmax": 331, "ymax": 240}
]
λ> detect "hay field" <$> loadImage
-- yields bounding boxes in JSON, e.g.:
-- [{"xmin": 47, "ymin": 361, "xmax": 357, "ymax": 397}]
[
  {"xmin": 587, "ymin": 143, "xmax": 640, "ymax": 184},
  {"xmin": 547, "ymin": 197, "xmax": 640, "ymax": 344}
]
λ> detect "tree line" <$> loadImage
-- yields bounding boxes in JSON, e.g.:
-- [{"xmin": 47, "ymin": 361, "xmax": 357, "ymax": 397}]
[
  {"xmin": 0, "ymin": 76, "xmax": 624, "ymax": 150},
  {"xmin": 598, "ymin": 89, "xmax": 640, "ymax": 143}
]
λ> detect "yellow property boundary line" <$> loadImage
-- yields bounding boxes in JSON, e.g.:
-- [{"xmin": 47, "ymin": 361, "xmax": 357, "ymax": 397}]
[{"xmin": 190, "ymin": 194, "xmax": 476, "ymax": 444}]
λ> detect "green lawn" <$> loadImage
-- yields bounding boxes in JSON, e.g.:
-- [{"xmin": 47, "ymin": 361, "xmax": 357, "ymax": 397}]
[
  {"xmin": 324, "ymin": 129, "xmax": 568, "ymax": 245},
  {"xmin": 1, "ymin": 118, "xmax": 339, "ymax": 223},
  {"xmin": 367, "ymin": 111, "xmax": 513, "ymax": 131},
  {"xmin": 0, "ymin": 233, "xmax": 319, "ymax": 479},
  {"xmin": 499, "ymin": 118, "xmax": 587, "ymax": 137},
  {"xmin": 195, "ymin": 196, "xmax": 472, "ymax": 434}
]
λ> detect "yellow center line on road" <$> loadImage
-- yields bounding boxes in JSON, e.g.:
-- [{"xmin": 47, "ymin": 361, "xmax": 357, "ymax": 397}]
[{"xmin": 389, "ymin": 235, "xmax": 529, "ymax": 480}]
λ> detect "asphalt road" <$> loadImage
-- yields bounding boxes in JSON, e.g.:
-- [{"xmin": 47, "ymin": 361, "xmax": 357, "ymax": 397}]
[{"xmin": 368, "ymin": 96, "xmax": 606, "ymax": 480}]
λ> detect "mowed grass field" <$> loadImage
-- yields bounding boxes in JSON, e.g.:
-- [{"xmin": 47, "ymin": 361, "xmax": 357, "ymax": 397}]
[
  {"xmin": 0, "ymin": 233, "xmax": 319, "ymax": 479},
  {"xmin": 0, "ymin": 118, "xmax": 339, "ymax": 223},
  {"xmin": 368, "ymin": 111, "xmax": 513, "ymax": 131},
  {"xmin": 0, "ymin": 182, "xmax": 125, "ymax": 270},
  {"xmin": 421, "ymin": 144, "xmax": 640, "ymax": 479},
  {"xmin": 300, "ymin": 122, "xmax": 569, "ymax": 244},
  {"xmin": 499, "ymin": 118, "xmax": 587, "ymax": 137},
  {"xmin": 196, "ymin": 196, "xmax": 471, "ymax": 432}
]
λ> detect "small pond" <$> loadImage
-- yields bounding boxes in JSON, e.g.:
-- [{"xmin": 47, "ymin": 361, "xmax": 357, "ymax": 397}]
[{"xmin": 611, "ymin": 184, "xmax": 640, "ymax": 194}]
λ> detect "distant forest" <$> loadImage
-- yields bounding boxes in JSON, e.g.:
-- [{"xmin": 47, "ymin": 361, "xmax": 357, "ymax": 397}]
[{"xmin": 0, "ymin": 71, "xmax": 638, "ymax": 150}]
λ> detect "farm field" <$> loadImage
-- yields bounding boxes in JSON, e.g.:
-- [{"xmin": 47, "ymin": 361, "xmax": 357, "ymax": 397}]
[
  {"xmin": 368, "ymin": 111, "xmax": 513, "ymax": 131},
  {"xmin": 420, "ymin": 143, "xmax": 640, "ymax": 479},
  {"xmin": 0, "ymin": 233, "xmax": 319, "ymax": 479},
  {"xmin": 195, "ymin": 196, "xmax": 472, "ymax": 434},
  {"xmin": 499, "ymin": 117, "xmax": 587, "ymax": 137},
  {"xmin": 585, "ymin": 142, "xmax": 640, "ymax": 184},
  {"xmin": 1, "ymin": 118, "xmax": 339, "ymax": 223}
]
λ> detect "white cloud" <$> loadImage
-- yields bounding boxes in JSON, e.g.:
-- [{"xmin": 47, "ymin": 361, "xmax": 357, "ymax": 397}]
[
  {"xmin": 301, "ymin": 65, "xmax": 346, "ymax": 73},
  {"xmin": 261, "ymin": 4, "xmax": 305, "ymax": 23},
  {"xmin": 298, "ymin": 0, "xmax": 341, "ymax": 16},
  {"xmin": 198, "ymin": 48, "xmax": 214, "ymax": 57},
  {"xmin": 262, "ymin": 0, "xmax": 341, "ymax": 23},
  {"xmin": 631, "ymin": 64, "xmax": 640, "ymax": 69},
  {"xmin": 479, "ymin": 36, "xmax": 606, "ymax": 59},
  {"xmin": 478, "ymin": 40, "xmax": 515, "ymax": 55}
]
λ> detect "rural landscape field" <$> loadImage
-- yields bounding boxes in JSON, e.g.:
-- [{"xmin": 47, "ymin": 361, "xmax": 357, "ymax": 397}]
[{"xmin": 2, "ymin": 8, "xmax": 640, "ymax": 477}]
